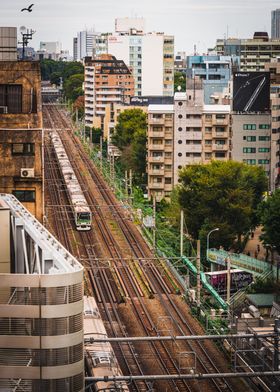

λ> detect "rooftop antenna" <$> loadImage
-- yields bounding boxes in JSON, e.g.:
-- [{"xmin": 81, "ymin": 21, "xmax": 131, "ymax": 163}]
[
  {"xmin": 18, "ymin": 26, "xmax": 35, "ymax": 60},
  {"xmin": 194, "ymin": 44, "xmax": 197, "ymax": 55}
]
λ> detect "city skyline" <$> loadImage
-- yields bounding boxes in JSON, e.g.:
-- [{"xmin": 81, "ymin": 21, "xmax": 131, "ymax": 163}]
[{"xmin": 1, "ymin": 0, "xmax": 280, "ymax": 55}]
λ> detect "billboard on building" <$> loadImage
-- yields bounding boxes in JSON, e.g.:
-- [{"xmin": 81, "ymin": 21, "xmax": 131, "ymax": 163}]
[{"xmin": 233, "ymin": 72, "xmax": 270, "ymax": 112}]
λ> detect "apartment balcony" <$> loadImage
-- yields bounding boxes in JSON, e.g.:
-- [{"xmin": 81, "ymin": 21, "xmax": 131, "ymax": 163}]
[
  {"xmin": 212, "ymin": 131, "xmax": 228, "ymax": 138},
  {"xmin": 148, "ymin": 155, "xmax": 164, "ymax": 164},
  {"xmin": 164, "ymin": 157, "xmax": 173, "ymax": 165},
  {"xmin": 212, "ymin": 118, "xmax": 228, "ymax": 126},
  {"xmin": 96, "ymin": 90, "xmax": 122, "ymax": 95},
  {"xmin": 149, "ymin": 118, "xmax": 165, "ymax": 125},
  {"xmin": 185, "ymin": 119, "xmax": 202, "ymax": 128},
  {"xmin": 149, "ymin": 131, "xmax": 165, "ymax": 138},
  {"xmin": 149, "ymin": 169, "xmax": 165, "ymax": 176},
  {"xmin": 184, "ymin": 145, "xmax": 202, "ymax": 153},
  {"xmin": 186, "ymin": 131, "xmax": 203, "ymax": 140},
  {"xmin": 149, "ymin": 144, "xmax": 165, "ymax": 151},
  {"xmin": 96, "ymin": 97, "xmax": 122, "ymax": 102},
  {"xmin": 148, "ymin": 182, "xmax": 164, "ymax": 189},
  {"xmin": 204, "ymin": 144, "xmax": 213, "ymax": 151},
  {"xmin": 212, "ymin": 144, "xmax": 228, "ymax": 151},
  {"xmin": 164, "ymin": 183, "xmax": 173, "ymax": 191}
]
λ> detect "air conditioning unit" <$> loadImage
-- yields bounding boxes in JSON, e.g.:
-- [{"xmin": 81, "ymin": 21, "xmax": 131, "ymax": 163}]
[
  {"xmin": 0, "ymin": 106, "xmax": 8, "ymax": 114},
  {"xmin": 21, "ymin": 168, "xmax": 35, "ymax": 178}
]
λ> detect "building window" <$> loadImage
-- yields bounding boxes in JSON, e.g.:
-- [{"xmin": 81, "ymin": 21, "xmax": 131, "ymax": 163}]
[
  {"xmin": 165, "ymin": 152, "xmax": 172, "ymax": 158},
  {"xmin": 165, "ymin": 178, "xmax": 172, "ymax": 184},
  {"xmin": 243, "ymin": 159, "xmax": 256, "ymax": 165},
  {"xmin": 178, "ymin": 165, "xmax": 182, "ymax": 169},
  {"xmin": 243, "ymin": 147, "xmax": 256, "ymax": 153},
  {"xmin": 12, "ymin": 190, "xmax": 35, "ymax": 202},
  {"xmin": 216, "ymin": 114, "xmax": 226, "ymax": 119},
  {"xmin": 178, "ymin": 153, "xmax": 182, "ymax": 157},
  {"xmin": 178, "ymin": 127, "xmax": 182, "ymax": 131},
  {"xmin": 258, "ymin": 148, "xmax": 270, "ymax": 153},
  {"xmin": 205, "ymin": 127, "xmax": 212, "ymax": 133},
  {"xmin": 178, "ymin": 101, "xmax": 183, "ymax": 106},
  {"xmin": 205, "ymin": 140, "xmax": 212, "ymax": 145},
  {"xmin": 259, "ymin": 136, "xmax": 270, "ymax": 141},
  {"xmin": 178, "ymin": 114, "xmax": 182, "ymax": 119},
  {"xmin": 259, "ymin": 124, "xmax": 270, "ymax": 129},
  {"xmin": 258, "ymin": 159, "xmax": 269, "ymax": 164},
  {"xmin": 0, "ymin": 84, "xmax": 22, "ymax": 113},
  {"xmin": 12, "ymin": 143, "xmax": 35, "ymax": 155},
  {"xmin": 215, "ymin": 152, "xmax": 226, "ymax": 158},
  {"xmin": 243, "ymin": 136, "xmax": 256, "ymax": 142},
  {"xmin": 178, "ymin": 140, "xmax": 182, "ymax": 144},
  {"xmin": 243, "ymin": 124, "xmax": 256, "ymax": 130},
  {"xmin": 205, "ymin": 153, "xmax": 212, "ymax": 159}
]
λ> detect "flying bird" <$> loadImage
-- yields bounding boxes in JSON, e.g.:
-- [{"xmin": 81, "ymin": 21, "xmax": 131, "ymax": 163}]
[{"xmin": 21, "ymin": 4, "xmax": 34, "ymax": 12}]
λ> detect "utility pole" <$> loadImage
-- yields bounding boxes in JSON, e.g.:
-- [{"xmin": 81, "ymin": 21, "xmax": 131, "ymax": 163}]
[
  {"xmin": 112, "ymin": 152, "xmax": 115, "ymax": 185},
  {"xmin": 274, "ymin": 318, "xmax": 280, "ymax": 371},
  {"xmin": 227, "ymin": 256, "xmax": 231, "ymax": 305},
  {"xmin": 153, "ymin": 195, "xmax": 156, "ymax": 251},
  {"xmin": 100, "ymin": 136, "xmax": 103, "ymax": 172},
  {"xmin": 128, "ymin": 169, "xmax": 132, "ymax": 203},
  {"xmin": 180, "ymin": 210, "xmax": 184, "ymax": 257},
  {"xmin": 125, "ymin": 170, "xmax": 128, "ymax": 201},
  {"xmin": 196, "ymin": 240, "xmax": 201, "ymax": 308},
  {"xmin": 75, "ymin": 108, "xmax": 78, "ymax": 125}
]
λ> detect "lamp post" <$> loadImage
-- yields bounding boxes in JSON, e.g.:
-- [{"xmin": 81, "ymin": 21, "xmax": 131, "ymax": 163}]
[
  {"xmin": 207, "ymin": 228, "xmax": 219, "ymax": 254},
  {"xmin": 207, "ymin": 228, "xmax": 219, "ymax": 272}
]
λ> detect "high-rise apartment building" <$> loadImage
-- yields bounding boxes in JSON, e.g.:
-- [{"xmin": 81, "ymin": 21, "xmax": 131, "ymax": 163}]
[
  {"xmin": 0, "ymin": 194, "xmax": 84, "ymax": 391},
  {"xmin": 74, "ymin": 30, "xmax": 96, "ymax": 61},
  {"xmin": 202, "ymin": 105, "xmax": 231, "ymax": 163},
  {"xmin": 173, "ymin": 89, "xmax": 204, "ymax": 184},
  {"xmin": 272, "ymin": 9, "xmax": 280, "ymax": 39},
  {"xmin": 0, "ymin": 29, "xmax": 43, "ymax": 221},
  {"xmin": 84, "ymin": 54, "xmax": 134, "ymax": 126},
  {"xmin": 216, "ymin": 33, "xmax": 280, "ymax": 71},
  {"xmin": 107, "ymin": 32, "xmax": 174, "ymax": 96},
  {"xmin": 147, "ymin": 104, "xmax": 174, "ymax": 200}
]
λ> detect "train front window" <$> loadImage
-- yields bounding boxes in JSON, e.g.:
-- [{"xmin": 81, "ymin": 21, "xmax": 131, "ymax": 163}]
[{"xmin": 77, "ymin": 212, "xmax": 90, "ymax": 222}]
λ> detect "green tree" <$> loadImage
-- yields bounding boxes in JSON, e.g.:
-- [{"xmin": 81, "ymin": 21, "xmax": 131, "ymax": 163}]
[
  {"xmin": 175, "ymin": 161, "xmax": 267, "ymax": 250},
  {"xmin": 63, "ymin": 74, "xmax": 84, "ymax": 102},
  {"xmin": 111, "ymin": 109, "xmax": 147, "ymax": 184},
  {"xmin": 259, "ymin": 189, "xmax": 280, "ymax": 254},
  {"xmin": 50, "ymin": 71, "xmax": 61, "ymax": 86},
  {"xmin": 174, "ymin": 71, "xmax": 186, "ymax": 92}
]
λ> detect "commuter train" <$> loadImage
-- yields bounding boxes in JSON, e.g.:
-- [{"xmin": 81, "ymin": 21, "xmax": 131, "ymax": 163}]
[
  {"xmin": 51, "ymin": 131, "xmax": 92, "ymax": 230},
  {"xmin": 205, "ymin": 269, "xmax": 253, "ymax": 294},
  {"xmin": 84, "ymin": 296, "xmax": 129, "ymax": 392}
]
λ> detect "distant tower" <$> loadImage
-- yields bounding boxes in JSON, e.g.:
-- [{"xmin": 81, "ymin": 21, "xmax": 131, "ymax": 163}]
[{"xmin": 271, "ymin": 9, "xmax": 280, "ymax": 38}]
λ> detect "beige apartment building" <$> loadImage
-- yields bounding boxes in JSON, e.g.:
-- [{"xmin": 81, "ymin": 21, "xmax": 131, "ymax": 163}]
[
  {"xmin": 147, "ymin": 105, "xmax": 174, "ymax": 201},
  {"xmin": 202, "ymin": 105, "xmax": 231, "ymax": 163},
  {"xmin": 216, "ymin": 32, "xmax": 280, "ymax": 71},
  {"xmin": 84, "ymin": 54, "xmax": 134, "ymax": 126}
]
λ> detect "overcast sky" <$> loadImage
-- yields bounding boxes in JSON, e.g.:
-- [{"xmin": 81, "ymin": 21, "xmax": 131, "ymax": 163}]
[{"xmin": 1, "ymin": 0, "xmax": 280, "ymax": 55}]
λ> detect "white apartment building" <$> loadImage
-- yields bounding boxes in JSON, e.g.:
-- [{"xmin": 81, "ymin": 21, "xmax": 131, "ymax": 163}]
[
  {"xmin": 39, "ymin": 41, "xmax": 62, "ymax": 54},
  {"xmin": 173, "ymin": 91, "xmax": 204, "ymax": 184},
  {"xmin": 115, "ymin": 17, "xmax": 145, "ymax": 33},
  {"xmin": 74, "ymin": 30, "xmax": 96, "ymax": 61},
  {"xmin": 107, "ymin": 32, "xmax": 174, "ymax": 96}
]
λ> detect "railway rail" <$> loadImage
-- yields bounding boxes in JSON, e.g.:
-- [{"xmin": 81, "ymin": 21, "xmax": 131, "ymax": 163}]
[{"xmin": 43, "ymin": 103, "xmax": 248, "ymax": 392}]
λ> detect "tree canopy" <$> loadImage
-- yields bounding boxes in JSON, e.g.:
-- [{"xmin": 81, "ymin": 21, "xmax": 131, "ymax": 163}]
[
  {"xmin": 174, "ymin": 71, "xmax": 186, "ymax": 92},
  {"xmin": 176, "ymin": 161, "xmax": 267, "ymax": 250},
  {"xmin": 258, "ymin": 189, "xmax": 280, "ymax": 254},
  {"xmin": 111, "ymin": 109, "xmax": 147, "ymax": 185},
  {"xmin": 63, "ymin": 74, "xmax": 84, "ymax": 102}
]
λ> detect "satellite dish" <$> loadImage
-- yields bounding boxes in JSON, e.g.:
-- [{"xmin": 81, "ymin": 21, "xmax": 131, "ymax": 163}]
[{"xmin": 20, "ymin": 26, "xmax": 27, "ymax": 34}]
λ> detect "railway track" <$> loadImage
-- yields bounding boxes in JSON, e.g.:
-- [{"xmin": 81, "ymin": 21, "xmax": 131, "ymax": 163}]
[{"xmin": 43, "ymin": 103, "xmax": 248, "ymax": 392}]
